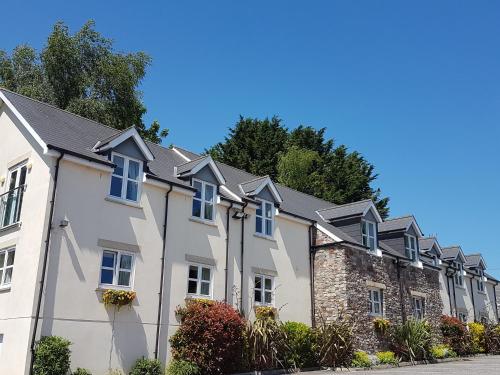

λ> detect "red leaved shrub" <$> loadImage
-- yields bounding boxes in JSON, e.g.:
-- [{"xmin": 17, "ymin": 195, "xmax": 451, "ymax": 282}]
[
  {"xmin": 170, "ymin": 299, "xmax": 246, "ymax": 374},
  {"xmin": 440, "ymin": 315, "xmax": 472, "ymax": 356}
]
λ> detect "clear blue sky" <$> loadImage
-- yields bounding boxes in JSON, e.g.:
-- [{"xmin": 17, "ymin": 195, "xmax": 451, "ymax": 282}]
[{"xmin": 2, "ymin": 1, "xmax": 499, "ymax": 276}]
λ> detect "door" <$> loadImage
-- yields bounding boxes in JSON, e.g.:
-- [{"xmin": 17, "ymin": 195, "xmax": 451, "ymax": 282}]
[{"xmin": 2, "ymin": 164, "xmax": 27, "ymax": 227}]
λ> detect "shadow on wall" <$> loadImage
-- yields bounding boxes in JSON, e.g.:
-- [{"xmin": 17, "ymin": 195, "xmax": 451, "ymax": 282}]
[{"xmin": 106, "ymin": 306, "xmax": 149, "ymax": 372}]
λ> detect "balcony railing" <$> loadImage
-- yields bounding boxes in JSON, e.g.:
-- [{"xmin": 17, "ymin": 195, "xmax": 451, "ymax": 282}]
[{"xmin": 0, "ymin": 185, "xmax": 26, "ymax": 229}]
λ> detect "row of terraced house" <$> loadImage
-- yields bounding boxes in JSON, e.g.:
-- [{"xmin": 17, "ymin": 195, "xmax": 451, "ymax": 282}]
[{"xmin": 0, "ymin": 88, "xmax": 498, "ymax": 374}]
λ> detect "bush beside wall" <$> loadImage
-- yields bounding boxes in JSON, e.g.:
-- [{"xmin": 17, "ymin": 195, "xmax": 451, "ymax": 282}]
[{"xmin": 33, "ymin": 336, "xmax": 71, "ymax": 375}]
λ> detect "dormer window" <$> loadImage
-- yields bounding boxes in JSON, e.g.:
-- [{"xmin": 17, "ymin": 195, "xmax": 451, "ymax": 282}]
[
  {"xmin": 361, "ymin": 220, "xmax": 377, "ymax": 251},
  {"xmin": 192, "ymin": 179, "xmax": 215, "ymax": 221},
  {"xmin": 256, "ymin": 199, "xmax": 273, "ymax": 237},
  {"xmin": 404, "ymin": 234, "xmax": 418, "ymax": 262},
  {"xmin": 453, "ymin": 261, "xmax": 464, "ymax": 287},
  {"xmin": 109, "ymin": 153, "xmax": 142, "ymax": 202},
  {"xmin": 477, "ymin": 270, "xmax": 485, "ymax": 292}
]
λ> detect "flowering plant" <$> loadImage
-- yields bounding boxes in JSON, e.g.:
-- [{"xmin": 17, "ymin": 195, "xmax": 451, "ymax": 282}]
[{"xmin": 102, "ymin": 289, "xmax": 136, "ymax": 310}]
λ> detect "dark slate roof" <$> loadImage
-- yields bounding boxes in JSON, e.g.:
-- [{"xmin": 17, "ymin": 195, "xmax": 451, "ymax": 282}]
[
  {"xmin": 239, "ymin": 176, "xmax": 269, "ymax": 195},
  {"xmin": 176, "ymin": 156, "xmax": 209, "ymax": 176},
  {"xmin": 419, "ymin": 237, "xmax": 435, "ymax": 251},
  {"xmin": 441, "ymin": 246, "xmax": 462, "ymax": 261},
  {"xmin": 379, "ymin": 215, "xmax": 414, "ymax": 233},
  {"xmin": 485, "ymin": 272, "xmax": 499, "ymax": 282},
  {"xmin": 316, "ymin": 199, "xmax": 373, "ymax": 221},
  {"xmin": 379, "ymin": 241, "xmax": 407, "ymax": 258},
  {"xmin": 464, "ymin": 254, "xmax": 484, "ymax": 269}
]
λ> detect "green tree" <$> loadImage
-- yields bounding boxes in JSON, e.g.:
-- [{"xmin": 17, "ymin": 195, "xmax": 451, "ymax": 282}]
[
  {"xmin": 0, "ymin": 20, "xmax": 167, "ymax": 143},
  {"xmin": 209, "ymin": 117, "xmax": 390, "ymax": 218}
]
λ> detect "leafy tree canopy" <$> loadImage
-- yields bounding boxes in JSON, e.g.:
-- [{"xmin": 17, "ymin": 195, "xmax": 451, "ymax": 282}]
[
  {"xmin": 207, "ymin": 117, "xmax": 389, "ymax": 218},
  {"xmin": 0, "ymin": 20, "xmax": 167, "ymax": 143}
]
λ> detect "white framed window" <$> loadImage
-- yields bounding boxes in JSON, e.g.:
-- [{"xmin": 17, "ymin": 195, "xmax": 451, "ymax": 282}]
[
  {"xmin": 477, "ymin": 270, "xmax": 485, "ymax": 292},
  {"xmin": 368, "ymin": 288, "xmax": 383, "ymax": 316},
  {"xmin": 0, "ymin": 334, "xmax": 3, "ymax": 357},
  {"xmin": 412, "ymin": 297, "xmax": 425, "ymax": 319},
  {"xmin": 0, "ymin": 248, "xmax": 15, "ymax": 288},
  {"xmin": 99, "ymin": 250, "xmax": 135, "ymax": 288},
  {"xmin": 2, "ymin": 162, "xmax": 27, "ymax": 228},
  {"xmin": 256, "ymin": 199, "xmax": 274, "ymax": 237},
  {"xmin": 404, "ymin": 234, "xmax": 418, "ymax": 262},
  {"xmin": 192, "ymin": 179, "xmax": 215, "ymax": 221},
  {"xmin": 453, "ymin": 261, "xmax": 464, "ymax": 287},
  {"xmin": 361, "ymin": 220, "xmax": 377, "ymax": 251},
  {"xmin": 109, "ymin": 153, "xmax": 143, "ymax": 202},
  {"xmin": 187, "ymin": 264, "xmax": 213, "ymax": 298},
  {"xmin": 254, "ymin": 274, "xmax": 274, "ymax": 306},
  {"xmin": 458, "ymin": 312, "xmax": 467, "ymax": 323}
]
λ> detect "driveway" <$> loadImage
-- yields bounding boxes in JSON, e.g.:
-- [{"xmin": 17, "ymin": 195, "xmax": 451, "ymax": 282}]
[{"xmin": 307, "ymin": 355, "xmax": 500, "ymax": 374}]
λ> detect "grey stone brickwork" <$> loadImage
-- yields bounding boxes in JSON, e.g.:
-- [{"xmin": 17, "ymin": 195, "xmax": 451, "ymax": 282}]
[{"xmin": 313, "ymin": 229, "xmax": 443, "ymax": 352}]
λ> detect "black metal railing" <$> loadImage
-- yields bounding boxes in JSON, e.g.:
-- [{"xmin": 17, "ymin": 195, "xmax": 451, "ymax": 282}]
[{"xmin": 0, "ymin": 185, "xmax": 26, "ymax": 229}]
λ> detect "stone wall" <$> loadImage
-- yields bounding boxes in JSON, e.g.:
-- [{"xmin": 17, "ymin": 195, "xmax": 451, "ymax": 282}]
[{"xmin": 313, "ymin": 237, "xmax": 443, "ymax": 352}]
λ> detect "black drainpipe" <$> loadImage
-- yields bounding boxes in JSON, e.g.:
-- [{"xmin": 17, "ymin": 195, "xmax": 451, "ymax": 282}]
[
  {"xmin": 308, "ymin": 225, "xmax": 316, "ymax": 328},
  {"xmin": 396, "ymin": 258, "xmax": 407, "ymax": 323},
  {"xmin": 446, "ymin": 272, "xmax": 453, "ymax": 315},
  {"xmin": 469, "ymin": 277, "xmax": 476, "ymax": 322},
  {"xmin": 452, "ymin": 271, "xmax": 458, "ymax": 318},
  {"xmin": 154, "ymin": 184, "xmax": 173, "ymax": 360},
  {"xmin": 239, "ymin": 202, "xmax": 248, "ymax": 316},
  {"xmin": 29, "ymin": 152, "xmax": 64, "ymax": 374},
  {"xmin": 493, "ymin": 282, "xmax": 499, "ymax": 323},
  {"xmin": 224, "ymin": 202, "xmax": 234, "ymax": 302}
]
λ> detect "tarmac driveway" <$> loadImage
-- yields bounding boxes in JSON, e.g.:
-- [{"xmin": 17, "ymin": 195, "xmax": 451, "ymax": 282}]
[{"xmin": 308, "ymin": 355, "xmax": 500, "ymax": 374}]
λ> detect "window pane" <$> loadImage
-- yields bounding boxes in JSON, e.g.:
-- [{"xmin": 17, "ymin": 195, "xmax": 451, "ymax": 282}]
[
  {"xmin": 0, "ymin": 253, "xmax": 5, "ymax": 268},
  {"xmin": 255, "ymin": 276, "xmax": 262, "ymax": 289},
  {"xmin": 189, "ymin": 266, "xmax": 198, "ymax": 279},
  {"xmin": 368, "ymin": 238, "xmax": 375, "ymax": 250},
  {"xmin": 100, "ymin": 269, "xmax": 114, "ymax": 284},
  {"xmin": 120, "ymin": 255, "xmax": 133, "ymax": 270},
  {"xmin": 118, "ymin": 271, "xmax": 131, "ymax": 286},
  {"xmin": 362, "ymin": 236, "xmax": 368, "ymax": 247},
  {"xmin": 188, "ymin": 280, "xmax": 197, "ymax": 294},
  {"xmin": 373, "ymin": 291, "xmax": 379, "ymax": 302},
  {"xmin": 3, "ymin": 268, "xmax": 12, "ymax": 284},
  {"xmin": 19, "ymin": 166, "xmax": 27, "ymax": 185},
  {"xmin": 193, "ymin": 181, "xmax": 202, "ymax": 199},
  {"xmin": 404, "ymin": 236, "xmax": 409, "ymax": 248},
  {"xmin": 102, "ymin": 252, "xmax": 116, "ymax": 268},
  {"xmin": 264, "ymin": 278, "xmax": 272, "ymax": 290},
  {"xmin": 110, "ymin": 176, "xmax": 123, "ymax": 197},
  {"xmin": 368, "ymin": 223, "xmax": 374, "ymax": 236},
  {"xmin": 205, "ymin": 184, "xmax": 214, "ymax": 202},
  {"xmin": 204, "ymin": 202, "xmax": 213, "ymax": 220},
  {"xmin": 256, "ymin": 202, "xmax": 262, "ymax": 216},
  {"xmin": 265, "ymin": 203, "xmax": 272, "ymax": 219},
  {"xmin": 254, "ymin": 290, "xmax": 262, "ymax": 303},
  {"xmin": 265, "ymin": 291, "xmax": 272, "ymax": 304},
  {"xmin": 128, "ymin": 160, "xmax": 140, "ymax": 180},
  {"xmin": 265, "ymin": 219, "xmax": 272, "ymax": 236},
  {"xmin": 126, "ymin": 180, "xmax": 138, "ymax": 201},
  {"xmin": 6, "ymin": 251, "xmax": 14, "ymax": 266},
  {"xmin": 362, "ymin": 222, "xmax": 367, "ymax": 235},
  {"xmin": 201, "ymin": 267, "xmax": 211, "ymax": 281},
  {"xmin": 374, "ymin": 303, "xmax": 380, "ymax": 314},
  {"xmin": 0, "ymin": 270, "xmax": 3, "ymax": 284},
  {"xmin": 256, "ymin": 217, "xmax": 262, "ymax": 233},
  {"xmin": 192, "ymin": 199, "xmax": 202, "ymax": 218},
  {"xmin": 112, "ymin": 156, "xmax": 124, "ymax": 176},
  {"xmin": 200, "ymin": 281, "xmax": 210, "ymax": 295}
]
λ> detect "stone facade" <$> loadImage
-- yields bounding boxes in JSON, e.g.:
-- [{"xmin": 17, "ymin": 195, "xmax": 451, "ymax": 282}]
[{"xmin": 313, "ymin": 230, "xmax": 443, "ymax": 352}]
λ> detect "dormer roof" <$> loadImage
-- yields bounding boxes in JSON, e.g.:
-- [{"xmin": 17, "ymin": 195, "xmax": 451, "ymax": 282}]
[
  {"xmin": 175, "ymin": 155, "xmax": 226, "ymax": 185},
  {"xmin": 441, "ymin": 245, "xmax": 467, "ymax": 263},
  {"xmin": 92, "ymin": 126, "xmax": 154, "ymax": 161},
  {"xmin": 419, "ymin": 237, "xmax": 442, "ymax": 257},
  {"xmin": 379, "ymin": 215, "xmax": 424, "ymax": 237},
  {"xmin": 316, "ymin": 199, "xmax": 383, "ymax": 223},
  {"xmin": 464, "ymin": 254, "xmax": 487, "ymax": 270},
  {"xmin": 238, "ymin": 176, "xmax": 283, "ymax": 203}
]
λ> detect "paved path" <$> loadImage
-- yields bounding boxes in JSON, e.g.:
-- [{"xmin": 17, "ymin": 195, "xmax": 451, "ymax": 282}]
[{"xmin": 307, "ymin": 356, "xmax": 500, "ymax": 374}]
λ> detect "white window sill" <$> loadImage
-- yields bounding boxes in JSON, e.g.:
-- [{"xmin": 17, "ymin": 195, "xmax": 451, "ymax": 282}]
[
  {"xmin": 0, "ymin": 222, "xmax": 22, "ymax": 233},
  {"xmin": 254, "ymin": 303, "xmax": 275, "ymax": 308},
  {"xmin": 410, "ymin": 260, "xmax": 423, "ymax": 269},
  {"xmin": 367, "ymin": 249, "xmax": 383, "ymax": 257},
  {"xmin": 254, "ymin": 233, "xmax": 276, "ymax": 242},
  {"xmin": 105, "ymin": 196, "xmax": 142, "ymax": 209},
  {"xmin": 189, "ymin": 216, "xmax": 217, "ymax": 227},
  {"xmin": 0, "ymin": 285, "xmax": 11, "ymax": 292},
  {"xmin": 455, "ymin": 285, "xmax": 466, "ymax": 290},
  {"xmin": 369, "ymin": 313, "xmax": 384, "ymax": 318},
  {"xmin": 96, "ymin": 285, "xmax": 134, "ymax": 292},
  {"xmin": 185, "ymin": 294, "xmax": 213, "ymax": 301},
  {"xmin": 478, "ymin": 291, "xmax": 487, "ymax": 295}
]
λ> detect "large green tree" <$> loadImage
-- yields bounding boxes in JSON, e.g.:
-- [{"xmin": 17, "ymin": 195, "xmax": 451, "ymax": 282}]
[
  {"xmin": 207, "ymin": 118, "xmax": 390, "ymax": 218},
  {"xmin": 0, "ymin": 20, "xmax": 167, "ymax": 143}
]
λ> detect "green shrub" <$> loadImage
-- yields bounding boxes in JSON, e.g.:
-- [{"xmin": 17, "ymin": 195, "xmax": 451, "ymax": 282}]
[
  {"xmin": 33, "ymin": 336, "xmax": 71, "ymax": 375},
  {"xmin": 430, "ymin": 344, "xmax": 457, "ymax": 359},
  {"xmin": 129, "ymin": 358, "xmax": 162, "ymax": 375},
  {"xmin": 390, "ymin": 319, "xmax": 431, "ymax": 363},
  {"xmin": 281, "ymin": 321, "xmax": 317, "ymax": 369},
  {"xmin": 375, "ymin": 351, "xmax": 398, "ymax": 365},
  {"xmin": 73, "ymin": 369, "xmax": 92, "ymax": 375},
  {"xmin": 170, "ymin": 300, "xmax": 246, "ymax": 374},
  {"xmin": 440, "ymin": 315, "xmax": 472, "ymax": 356},
  {"xmin": 468, "ymin": 322, "xmax": 486, "ymax": 354},
  {"xmin": 166, "ymin": 360, "xmax": 200, "ymax": 375},
  {"xmin": 484, "ymin": 324, "xmax": 500, "ymax": 354},
  {"xmin": 351, "ymin": 351, "xmax": 371, "ymax": 368},
  {"xmin": 373, "ymin": 318, "xmax": 391, "ymax": 335},
  {"xmin": 315, "ymin": 314, "xmax": 356, "ymax": 369}
]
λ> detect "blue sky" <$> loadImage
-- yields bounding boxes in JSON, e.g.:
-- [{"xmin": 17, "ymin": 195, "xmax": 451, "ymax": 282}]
[{"xmin": 2, "ymin": 1, "xmax": 499, "ymax": 276}]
